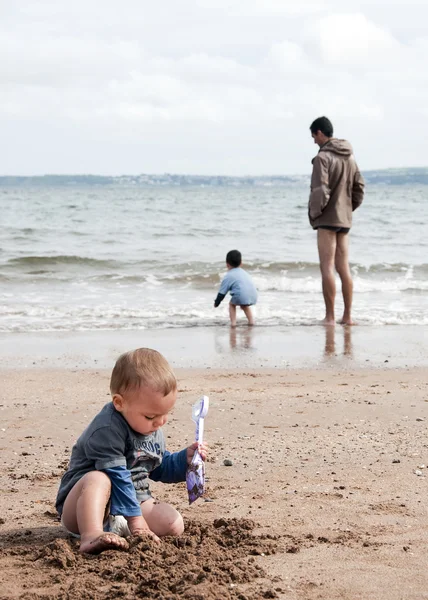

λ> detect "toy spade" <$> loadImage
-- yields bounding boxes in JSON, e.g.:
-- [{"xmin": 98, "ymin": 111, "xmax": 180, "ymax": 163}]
[{"xmin": 186, "ymin": 395, "xmax": 209, "ymax": 504}]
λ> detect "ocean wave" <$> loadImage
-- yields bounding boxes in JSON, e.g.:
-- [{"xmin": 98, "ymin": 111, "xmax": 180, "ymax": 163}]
[
  {"xmin": 4, "ymin": 254, "xmax": 428, "ymax": 278},
  {"xmin": 249, "ymin": 261, "xmax": 428, "ymax": 275},
  {"xmin": 252, "ymin": 273, "xmax": 428, "ymax": 293},
  {"xmin": 2, "ymin": 263, "xmax": 428, "ymax": 293},
  {"xmin": 6, "ymin": 255, "xmax": 122, "ymax": 269}
]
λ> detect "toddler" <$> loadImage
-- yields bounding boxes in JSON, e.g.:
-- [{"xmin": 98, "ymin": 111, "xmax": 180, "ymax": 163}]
[
  {"xmin": 56, "ymin": 347, "xmax": 207, "ymax": 554},
  {"xmin": 214, "ymin": 249, "xmax": 258, "ymax": 327}
]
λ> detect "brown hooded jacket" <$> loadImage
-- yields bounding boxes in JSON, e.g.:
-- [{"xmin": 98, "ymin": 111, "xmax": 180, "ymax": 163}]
[{"xmin": 308, "ymin": 138, "xmax": 364, "ymax": 229}]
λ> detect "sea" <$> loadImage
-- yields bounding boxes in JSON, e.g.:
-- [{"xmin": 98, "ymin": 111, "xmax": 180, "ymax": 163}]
[{"xmin": 1, "ymin": 183, "xmax": 427, "ymax": 333}]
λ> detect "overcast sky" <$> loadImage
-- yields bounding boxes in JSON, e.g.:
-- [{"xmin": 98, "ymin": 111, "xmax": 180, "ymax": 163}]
[{"xmin": 1, "ymin": 0, "xmax": 427, "ymax": 175}]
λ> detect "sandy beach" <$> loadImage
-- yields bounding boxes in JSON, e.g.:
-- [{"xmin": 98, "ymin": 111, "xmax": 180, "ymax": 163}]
[{"xmin": 1, "ymin": 362, "xmax": 428, "ymax": 599}]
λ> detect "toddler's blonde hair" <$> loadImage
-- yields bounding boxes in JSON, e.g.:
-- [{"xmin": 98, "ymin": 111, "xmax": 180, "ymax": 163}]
[{"xmin": 110, "ymin": 348, "xmax": 177, "ymax": 396}]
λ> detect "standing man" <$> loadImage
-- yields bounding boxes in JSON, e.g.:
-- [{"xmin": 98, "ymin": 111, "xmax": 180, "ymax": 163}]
[{"xmin": 308, "ymin": 116, "xmax": 364, "ymax": 326}]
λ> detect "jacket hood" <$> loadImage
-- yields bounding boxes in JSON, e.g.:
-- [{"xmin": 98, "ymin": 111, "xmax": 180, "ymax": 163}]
[{"xmin": 319, "ymin": 138, "xmax": 353, "ymax": 157}]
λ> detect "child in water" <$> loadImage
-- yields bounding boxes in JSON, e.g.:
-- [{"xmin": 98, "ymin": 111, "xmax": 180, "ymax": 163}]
[{"xmin": 214, "ymin": 249, "xmax": 258, "ymax": 327}]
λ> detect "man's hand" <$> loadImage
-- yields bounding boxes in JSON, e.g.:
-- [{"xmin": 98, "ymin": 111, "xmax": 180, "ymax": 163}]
[{"xmin": 186, "ymin": 441, "xmax": 208, "ymax": 465}]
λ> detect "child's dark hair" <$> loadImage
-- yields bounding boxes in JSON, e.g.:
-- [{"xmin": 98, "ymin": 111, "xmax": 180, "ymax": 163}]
[
  {"xmin": 310, "ymin": 116, "xmax": 333, "ymax": 138},
  {"xmin": 226, "ymin": 249, "xmax": 242, "ymax": 268}
]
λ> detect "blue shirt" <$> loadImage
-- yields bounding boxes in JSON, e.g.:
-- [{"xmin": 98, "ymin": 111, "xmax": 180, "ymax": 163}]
[{"xmin": 218, "ymin": 267, "xmax": 257, "ymax": 305}]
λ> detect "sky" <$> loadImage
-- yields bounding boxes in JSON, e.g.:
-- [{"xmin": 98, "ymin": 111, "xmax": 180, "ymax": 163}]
[{"xmin": 1, "ymin": 0, "xmax": 428, "ymax": 175}]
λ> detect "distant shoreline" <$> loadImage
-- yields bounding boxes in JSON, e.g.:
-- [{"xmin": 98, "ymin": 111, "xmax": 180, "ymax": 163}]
[{"xmin": 1, "ymin": 167, "xmax": 428, "ymax": 186}]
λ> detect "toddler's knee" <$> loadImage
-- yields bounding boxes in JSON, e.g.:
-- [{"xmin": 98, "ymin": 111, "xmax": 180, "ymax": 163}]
[
  {"xmin": 157, "ymin": 503, "xmax": 184, "ymax": 536},
  {"xmin": 167, "ymin": 512, "xmax": 184, "ymax": 537}
]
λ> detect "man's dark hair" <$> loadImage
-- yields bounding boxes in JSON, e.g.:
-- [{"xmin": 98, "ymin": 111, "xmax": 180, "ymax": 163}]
[
  {"xmin": 310, "ymin": 116, "xmax": 333, "ymax": 137},
  {"xmin": 226, "ymin": 249, "xmax": 242, "ymax": 268}
]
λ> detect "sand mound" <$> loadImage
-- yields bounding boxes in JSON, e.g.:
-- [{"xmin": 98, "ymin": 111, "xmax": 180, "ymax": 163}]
[{"xmin": 3, "ymin": 519, "xmax": 282, "ymax": 600}]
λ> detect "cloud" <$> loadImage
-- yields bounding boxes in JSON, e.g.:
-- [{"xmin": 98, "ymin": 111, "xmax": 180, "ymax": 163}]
[
  {"xmin": 195, "ymin": 0, "xmax": 331, "ymax": 17},
  {"xmin": 0, "ymin": 33, "xmax": 143, "ymax": 87},
  {"xmin": 1, "ymin": 1, "xmax": 428, "ymax": 174},
  {"xmin": 268, "ymin": 41, "xmax": 312, "ymax": 76},
  {"xmin": 307, "ymin": 13, "xmax": 399, "ymax": 67}
]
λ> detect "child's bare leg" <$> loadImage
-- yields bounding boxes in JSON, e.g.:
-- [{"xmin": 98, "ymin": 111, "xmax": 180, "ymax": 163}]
[
  {"xmin": 61, "ymin": 471, "xmax": 129, "ymax": 554},
  {"xmin": 240, "ymin": 305, "xmax": 254, "ymax": 326},
  {"xmin": 229, "ymin": 302, "xmax": 237, "ymax": 327},
  {"xmin": 141, "ymin": 498, "xmax": 184, "ymax": 537}
]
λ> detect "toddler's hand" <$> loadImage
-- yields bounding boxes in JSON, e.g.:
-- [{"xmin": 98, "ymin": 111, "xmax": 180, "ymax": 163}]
[
  {"xmin": 126, "ymin": 515, "xmax": 160, "ymax": 543},
  {"xmin": 132, "ymin": 529, "xmax": 161, "ymax": 544},
  {"xmin": 186, "ymin": 441, "xmax": 208, "ymax": 465}
]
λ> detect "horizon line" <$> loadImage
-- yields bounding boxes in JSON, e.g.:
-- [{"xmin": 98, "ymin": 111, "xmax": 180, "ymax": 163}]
[{"xmin": 0, "ymin": 165, "xmax": 427, "ymax": 178}]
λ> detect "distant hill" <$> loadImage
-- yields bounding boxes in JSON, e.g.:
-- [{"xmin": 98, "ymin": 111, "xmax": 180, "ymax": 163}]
[
  {"xmin": 363, "ymin": 167, "xmax": 428, "ymax": 185},
  {"xmin": 0, "ymin": 168, "xmax": 427, "ymax": 187}
]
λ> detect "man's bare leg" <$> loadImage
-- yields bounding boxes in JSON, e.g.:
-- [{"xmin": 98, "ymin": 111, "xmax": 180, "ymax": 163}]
[
  {"xmin": 61, "ymin": 471, "xmax": 129, "ymax": 554},
  {"xmin": 335, "ymin": 233, "xmax": 354, "ymax": 325},
  {"xmin": 240, "ymin": 306, "xmax": 254, "ymax": 326},
  {"xmin": 317, "ymin": 229, "xmax": 337, "ymax": 325},
  {"xmin": 229, "ymin": 302, "xmax": 237, "ymax": 327}
]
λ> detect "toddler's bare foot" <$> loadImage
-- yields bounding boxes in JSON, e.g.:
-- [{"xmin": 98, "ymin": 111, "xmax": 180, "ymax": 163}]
[{"xmin": 80, "ymin": 533, "xmax": 129, "ymax": 554}]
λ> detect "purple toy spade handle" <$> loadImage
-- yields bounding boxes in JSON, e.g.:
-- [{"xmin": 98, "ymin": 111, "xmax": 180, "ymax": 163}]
[{"xmin": 186, "ymin": 395, "xmax": 209, "ymax": 504}]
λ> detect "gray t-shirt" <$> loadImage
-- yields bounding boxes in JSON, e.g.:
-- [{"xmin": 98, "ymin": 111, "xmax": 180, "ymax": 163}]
[{"xmin": 56, "ymin": 402, "xmax": 166, "ymax": 513}]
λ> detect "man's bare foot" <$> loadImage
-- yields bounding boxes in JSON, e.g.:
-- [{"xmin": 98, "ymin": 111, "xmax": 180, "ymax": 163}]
[
  {"xmin": 230, "ymin": 323, "xmax": 237, "ymax": 328},
  {"xmin": 340, "ymin": 317, "xmax": 356, "ymax": 326},
  {"xmin": 320, "ymin": 318, "xmax": 335, "ymax": 326},
  {"xmin": 80, "ymin": 533, "xmax": 129, "ymax": 554}
]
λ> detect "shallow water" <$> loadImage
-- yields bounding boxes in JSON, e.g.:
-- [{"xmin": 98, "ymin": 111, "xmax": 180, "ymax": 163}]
[{"xmin": 1, "ymin": 184, "xmax": 427, "ymax": 331}]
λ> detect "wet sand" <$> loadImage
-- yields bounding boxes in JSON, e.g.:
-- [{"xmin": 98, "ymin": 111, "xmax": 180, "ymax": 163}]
[
  {"xmin": 1, "ymin": 365, "xmax": 428, "ymax": 599},
  {"xmin": 0, "ymin": 323, "xmax": 427, "ymax": 370}
]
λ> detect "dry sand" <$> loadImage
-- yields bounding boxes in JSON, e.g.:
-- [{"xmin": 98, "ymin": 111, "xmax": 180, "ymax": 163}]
[{"xmin": 1, "ymin": 367, "xmax": 428, "ymax": 599}]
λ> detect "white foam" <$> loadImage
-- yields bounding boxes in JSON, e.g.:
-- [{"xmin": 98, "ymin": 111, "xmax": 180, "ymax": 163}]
[
  {"xmin": 252, "ymin": 273, "xmax": 428, "ymax": 293},
  {"xmin": 1, "ymin": 298, "xmax": 428, "ymax": 332}
]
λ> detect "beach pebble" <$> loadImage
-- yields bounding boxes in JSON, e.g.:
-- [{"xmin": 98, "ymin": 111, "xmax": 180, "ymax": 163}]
[
  {"xmin": 414, "ymin": 469, "xmax": 423, "ymax": 476},
  {"xmin": 392, "ymin": 459, "xmax": 400, "ymax": 464},
  {"xmin": 416, "ymin": 417, "xmax": 424, "ymax": 422},
  {"xmin": 223, "ymin": 459, "xmax": 233, "ymax": 467}
]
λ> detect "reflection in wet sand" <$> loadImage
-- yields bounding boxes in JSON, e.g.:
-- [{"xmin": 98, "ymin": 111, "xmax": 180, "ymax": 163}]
[
  {"xmin": 229, "ymin": 326, "xmax": 254, "ymax": 351},
  {"xmin": 324, "ymin": 326, "xmax": 336, "ymax": 356},
  {"xmin": 343, "ymin": 326, "xmax": 352, "ymax": 357},
  {"xmin": 323, "ymin": 325, "xmax": 353, "ymax": 359}
]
